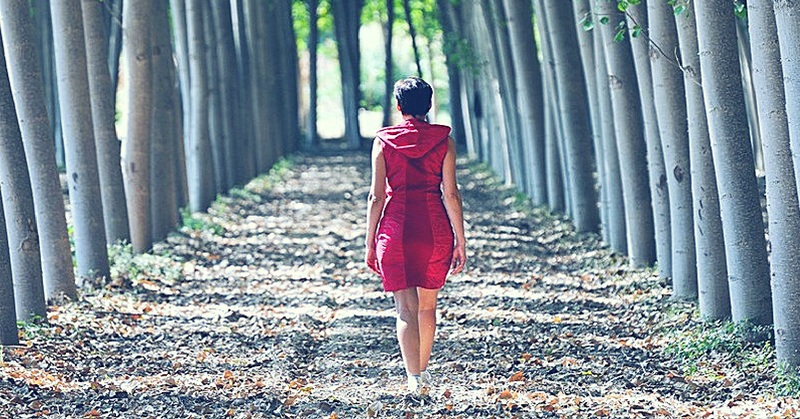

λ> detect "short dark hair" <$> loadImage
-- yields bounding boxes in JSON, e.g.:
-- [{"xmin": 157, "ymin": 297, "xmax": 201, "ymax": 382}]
[{"xmin": 394, "ymin": 77, "xmax": 433, "ymax": 116}]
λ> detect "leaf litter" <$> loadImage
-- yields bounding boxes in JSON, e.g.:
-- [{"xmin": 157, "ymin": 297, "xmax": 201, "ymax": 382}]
[{"xmin": 1, "ymin": 151, "xmax": 797, "ymax": 418}]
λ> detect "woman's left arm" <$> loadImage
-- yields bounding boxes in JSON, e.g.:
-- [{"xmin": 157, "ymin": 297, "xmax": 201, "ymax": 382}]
[{"xmin": 365, "ymin": 138, "xmax": 387, "ymax": 273}]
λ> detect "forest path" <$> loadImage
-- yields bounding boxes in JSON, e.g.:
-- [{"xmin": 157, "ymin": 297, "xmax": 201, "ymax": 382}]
[{"xmin": 0, "ymin": 152, "xmax": 782, "ymax": 418}]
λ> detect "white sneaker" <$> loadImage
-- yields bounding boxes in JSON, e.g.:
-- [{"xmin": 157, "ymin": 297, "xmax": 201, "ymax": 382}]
[{"xmin": 407, "ymin": 374, "xmax": 421, "ymax": 393}]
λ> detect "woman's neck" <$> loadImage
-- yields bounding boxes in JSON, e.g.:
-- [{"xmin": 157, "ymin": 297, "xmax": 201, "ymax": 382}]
[{"xmin": 402, "ymin": 114, "xmax": 426, "ymax": 121}]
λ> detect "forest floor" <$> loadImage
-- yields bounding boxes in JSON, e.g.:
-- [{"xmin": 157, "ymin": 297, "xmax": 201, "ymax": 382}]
[{"xmin": 1, "ymin": 150, "xmax": 798, "ymax": 418}]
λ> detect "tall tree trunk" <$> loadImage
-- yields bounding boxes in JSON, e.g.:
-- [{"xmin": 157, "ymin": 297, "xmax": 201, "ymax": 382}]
[
  {"xmin": 150, "ymin": 0, "xmax": 179, "ymax": 242},
  {"xmin": 203, "ymin": 0, "xmax": 226, "ymax": 194},
  {"xmin": 122, "ymin": 0, "xmax": 154, "ymax": 253},
  {"xmin": 262, "ymin": 1, "xmax": 284, "ymax": 161},
  {"xmin": 748, "ymin": 0, "xmax": 800, "ymax": 365},
  {"xmin": 243, "ymin": 0, "xmax": 269, "ymax": 171},
  {"xmin": 331, "ymin": 0, "xmax": 363, "ymax": 149},
  {"xmin": 647, "ymin": 0, "xmax": 697, "ymax": 297},
  {"xmin": 775, "ymin": 1, "xmax": 800, "ymax": 203},
  {"xmin": 308, "ymin": 0, "xmax": 320, "ymax": 145},
  {"xmin": 541, "ymin": 0, "xmax": 598, "ymax": 233},
  {"xmin": 186, "ymin": 0, "xmax": 215, "ymax": 211},
  {"xmin": 736, "ymin": 19, "xmax": 765, "ymax": 172},
  {"xmin": 596, "ymin": 1, "xmax": 655, "ymax": 267},
  {"xmin": 437, "ymin": 0, "xmax": 468, "ymax": 146},
  {"xmin": 382, "ymin": 0, "xmax": 393, "ymax": 128},
  {"xmin": 592, "ymin": 24, "xmax": 626, "ymax": 254},
  {"xmin": 626, "ymin": 2, "xmax": 671, "ymax": 279},
  {"xmin": 105, "ymin": 0, "xmax": 123, "ymax": 94},
  {"xmin": 210, "ymin": 0, "xmax": 239, "ymax": 187},
  {"xmin": 504, "ymin": 0, "xmax": 546, "ymax": 205},
  {"xmin": 82, "ymin": 0, "xmax": 130, "ymax": 245},
  {"xmin": 276, "ymin": 0, "xmax": 300, "ymax": 154},
  {"xmin": 0, "ymin": 198, "xmax": 18, "ymax": 343},
  {"xmin": 544, "ymin": 100, "xmax": 564, "ymax": 213},
  {"xmin": 402, "ymin": 0, "xmax": 422, "ymax": 78},
  {"xmin": 674, "ymin": 2, "xmax": 730, "ymax": 320},
  {"xmin": 0, "ymin": 42, "xmax": 45, "ymax": 322},
  {"xmin": 695, "ymin": 0, "xmax": 772, "ymax": 326},
  {"xmin": 232, "ymin": 0, "xmax": 256, "ymax": 182},
  {"xmin": 170, "ymin": 0, "xmax": 192, "ymax": 176},
  {"xmin": 0, "ymin": 0, "xmax": 77, "ymax": 301}
]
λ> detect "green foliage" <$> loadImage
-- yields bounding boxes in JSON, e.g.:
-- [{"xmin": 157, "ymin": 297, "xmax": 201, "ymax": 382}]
[
  {"xmin": 733, "ymin": 0, "xmax": 746, "ymax": 19},
  {"xmin": 107, "ymin": 242, "xmax": 183, "ymax": 287},
  {"xmin": 181, "ymin": 207, "xmax": 225, "ymax": 236},
  {"xmin": 443, "ymin": 33, "xmax": 480, "ymax": 74},
  {"xmin": 293, "ymin": 0, "xmax": 311, "ymax": 51},
  {"xmin": 776, "ymin": 364, "xmax": 800, "ymax": 397},
  {"xmin": 16, "ymin": 315, "xmax": 46, "ymax": 340}
]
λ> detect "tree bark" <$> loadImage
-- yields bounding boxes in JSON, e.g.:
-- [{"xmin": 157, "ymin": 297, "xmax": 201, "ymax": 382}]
[
  {"xmin": 596, "ymin": 1, "xmax": 655, "ymax": 267},
  {"xmin": 170, "ymin": 0, "xmax": 192, "ymax": 174},
  {"xmin": 626, "ymin": 2, "xmax": 671, "ymax": 279},
  {"xmin": 203, "ymin": 0, "xmax": 226, "ymax": 194},
  {"xmin": 402, "ymin": 0, "xmax": 423, "ymax": 78},
  {"xmin": 0, "ymin": 40, "xmax": 45, "ymax": 322},
  {"xmin": 122, "ymin": 0, "xmax": 154, "ymax": 252},
  {"xmin": 82, "ymin": 0, "xmax": 130, "ymax": 245},
  {"xmin": 748, "ymin": 0, "xmax": 800, "ymax": 365},
  {"xmin": 105, "ymin": 0, "xmax": 123, "ymax": 94},
  {"xmin": 276, "ymin": 0, "xmax": 300, "ymax": 154},
  {"xmin": 541, "ymin": 0, "xmax": 598, "ymax": 232},
  {"xmin": 695, "ymin": 0, "xmax": 772, "ymax": 326},
  {"xmin": 647, "ymin": 0, "xmax": 697, "ymax": 297},
  {"xmin": 774, "ymin": 1, "xmax": 800, "ymax": 203},
  {"xmin": 0, "ymin": 0, "xmax": 77, "ymax": 301},
  {"xmin": 383, "ymin": 0, "xmax": 394, "ymax": 128},
  {"xmin": 0, "ymin": 198, "xmax": 19, "ymax": 343},
  {"xmin": 308, "ymin": 0, "xmax": 320, "ymax": 145},
  {"xmin": 210, "ymin": 0, "xmax": 239, "ymax": 187},
  {"xmin": 674, "ymin": 2, "xmax": 730, "ymax": 320},
  {"xmin": 232, "ymin": 0, "xmax": 256, "ymax": 182},
  {"xmin": 331, "ymin": 0, "xmax": 363, "ymax": 149}
]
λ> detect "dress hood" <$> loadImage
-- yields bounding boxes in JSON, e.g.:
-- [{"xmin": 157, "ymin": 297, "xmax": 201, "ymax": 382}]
[{"xmin": 376, "ymin": 119, "xmax": 451, "ymax": 159}]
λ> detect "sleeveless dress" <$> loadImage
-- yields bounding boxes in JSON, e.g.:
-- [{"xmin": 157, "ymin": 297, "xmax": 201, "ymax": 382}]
[{"xmin": 374, "ymin": 119, "xmax": 454, "ymax": 292}]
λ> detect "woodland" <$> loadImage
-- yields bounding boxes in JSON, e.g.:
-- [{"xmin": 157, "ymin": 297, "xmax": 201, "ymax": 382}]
[{"xmin": 1, "ymin": 0, "xmax": 800, "ymax": 417}]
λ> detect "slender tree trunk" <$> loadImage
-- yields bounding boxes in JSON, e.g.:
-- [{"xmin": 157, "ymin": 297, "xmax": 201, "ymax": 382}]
[
  {"xmin": 232, "ymin": 0, "xmax": 256, "ymax": 182},
  {"xmin": 596, "ymin": 1, "xmax": 655, "ymax": 267},
  {"xmin": 34, "ymin": 3, "xmax": 64, "ymax": 172},
  {"xmin": 544, "ymin": 100, "xmax": 564, "ymax": 213},
  {"xmin": 774, "ymin": 1, "xmax": 800, "ymax": 202},
  {"xmin": 736, "ymin": 20, "xmax": 764, "ymax": 172},
  {"xmin": 150, "ymin": 0, "xmax": 179, "ymax": 242},
  {"xmin": 626, "ymin": 2, "xmax": 671, "ymax": 279},
  {"xmin": 0, "ymin": 42, "xmax": 45, "ymax": 322},
  {"xmin": 0, "ymin": 0, "xmax": 77, "ymax": 301},
  {"xmin": 593, "ymin": 25, "xmax": 626, "ymax": 254},
  {"xmin": 383, "ymin": 0, "xmax": 393, "ymax": 128},
  {"xmin": 0, "ymin": 198, "xmax": 19, "ymax": 343},
  {"xmin": 170, "ymin": 0, "xmax": 192, "ymax": 175},
  {"xmin": 308, "ymin": 0, "xmax": 320, "ymax": 145},
  {"xmin": 647, "ymin": 0, "xmax": 696, "ymax": 297},
  {"xmin": 331, "ymin": 0, "xmax": 363, "ymax": 149},
  {"xmin": 203, "ymin": 0, "xmax": 226, "ymax": 194},
  {"xmin": 402, "ymin": 0, "xmax": 422, "ymax": 78},
  {"xmin": 210, "ymin": 0, "xmax": 239, "ymax": 187},
  {"xmin": 105, "ymin": 0, "xmax": 123, "ymax": 94},
  {"xmin": 261, "ymin": 1, "xmax": 284, "ymax": 161},
  {"xmin": 437, "ymin": 0, "xmax": 467, "ymax": 145},
  {"xmin": 276, "ymin": 0, "xmax": 300, "ymax": 153},
  {"xmin": 748, "ymin": 0, "xmax": 800, "ymax": 365},
  {"xmin": 504, "ymin": 0, "xmax": 545, "ymax": 204},
  {"xmin": 122, "ymin": 0, "xmax": 154, "ymax": 253},
  {"xmin": 695, "ymin": 0, "xmax": 772, "ymax": 326},
  {"xmin": 82, "ymin": 0, "xmax": 130, "ymax": 245},
  {"xmin": 541, "ymin": 0, "xmax": 598, "ymax": 233},
  {"xmin": 675, "ymin": 2, "xmax": 730, "ymax": 320},
  {"xmin": 243, "ymin": 0, "xmax": 269, "ymax": 171}
]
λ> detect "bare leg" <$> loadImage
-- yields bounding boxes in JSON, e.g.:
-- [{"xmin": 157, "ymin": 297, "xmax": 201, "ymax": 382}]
[
  {"xmin": 417, "ymin": 287, "xmax": 439, "ymax": 372},
  {"xmin": 393, "ymin": 288, "xmax": 421, "ymax": 376}
]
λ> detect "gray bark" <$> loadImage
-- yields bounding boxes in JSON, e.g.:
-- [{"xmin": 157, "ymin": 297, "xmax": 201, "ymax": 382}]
[
  {"xmin": 626, "ymin": 2, "xmax": 671, "ymax": 279},
  {"xmin": 0, "ymin": 42, "xmax": 45, "ymax": 322},
  {"xmin": 331, "ymin": 0, "xmax": 363, "ymax": 149},
  {"xmin": 0, "ymin": 0, "xmax": 77, "ymax": 301},
  {"xmin": 0, "ymin": 197, "xmax": 18, "ymax": 344},
  {"xmin": 170, "ymin": 0, "xmax": 192, "ymax": 173},
  {"xmin": 105, "ymin": 0, "xmax": 123, "ymax": 94},
  {"xmin": 541, "ymin": 0, "xmax": 598, "ymax": 231},
  {"xmin": 276, "ymin": 0, "xmax": 300, "ymax": 154},
  {"xmin": 674, "ymin": 3, "xmax": 730, "ymax": 320},
  {"xmin": 122, "ymin": 0, "xmax": 154, "ymax": 253},
  {"xmin": 402, "ymin": 0, "xmax": 423, "ymax": 78},
  {"xmin": 596, "ymin": 1, "xmax": 655, "ymax": 267},
  {"xmin": 383, "ymin": 0, "xmax": 393, "ymax": 128},
  {"xmin": 544, "ymin": 100, "xmax": 564, "ymax": 213},
  {"xmin": 774, "ymin": 1, "xmax": 800, "ymax": 204},
  {"xmin": 203, "ymin": 0, "xmax": 226, "ymax": 193},
  {"xmin": 749, "ymin": 0, "xmax": 800, "ymax": 365},
  {"xmin": 231, "ymin": 0, "xmax": 256, "ymax": 182},
  {"xmin": 210, "ymin": 0, "xmax": 238, "ymax": 188},
  {"xmin": 695, "ymin": 0, "xmax": 772, "ymax": 326},
  {"xmin": 81, "ymin": 0, "xmax": 130, "ymax": 245},
  {"xmin": 736, "ymin": 20, "xmax": 765, "ymax": 172},
  {"xmin": 308, "ymin": 0, "xmax": 320, "ymax": 145},
  {"xmin": 647, "ymin": 0, "xmax": 696, "ymax": 297}
]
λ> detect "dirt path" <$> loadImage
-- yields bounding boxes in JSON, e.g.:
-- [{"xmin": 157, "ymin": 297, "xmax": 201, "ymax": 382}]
[{"xmin": 0, "ymin": 152, "xmax": 793, "ymax": 418}]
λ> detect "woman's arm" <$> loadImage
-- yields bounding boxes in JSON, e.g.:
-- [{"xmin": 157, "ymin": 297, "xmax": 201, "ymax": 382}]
[
  {"xmin": 441, "ymin": 137, "xmax": 467, "ymax": 275},
  {"xmin": 365, "ymin": 138, "xmax": 386, "ymax": 273}
]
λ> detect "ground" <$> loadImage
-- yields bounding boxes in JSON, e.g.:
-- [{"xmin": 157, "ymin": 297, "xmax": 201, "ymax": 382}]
[{"xmin": 0, "ymin": 151, "xmax": 797, "ymax": 418}]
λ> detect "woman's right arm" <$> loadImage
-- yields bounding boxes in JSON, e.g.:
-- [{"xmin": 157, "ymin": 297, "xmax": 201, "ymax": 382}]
[{"xmin": 442, "ymin": 137, "xmax": 467, "ymax": 275}]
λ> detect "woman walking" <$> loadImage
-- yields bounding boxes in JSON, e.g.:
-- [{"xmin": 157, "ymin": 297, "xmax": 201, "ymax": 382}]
[{"xmin": 364, "ymin": 77, "xmax": 467, "ymax": 393}]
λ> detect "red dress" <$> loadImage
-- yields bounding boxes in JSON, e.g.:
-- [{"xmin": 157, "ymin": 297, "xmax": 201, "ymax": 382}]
[{"xmin": 375, "ymin": 119, "xmax": 454, "ymax": 292}]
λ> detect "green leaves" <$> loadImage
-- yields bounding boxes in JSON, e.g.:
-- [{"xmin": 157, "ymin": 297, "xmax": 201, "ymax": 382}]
[
  {"xmin": 734, "ymin": 1, "xmax": 747, "ymax": 19},
  {"xmin": 579, "ymin": 12, "xmax": 593, "ymax": 32}
]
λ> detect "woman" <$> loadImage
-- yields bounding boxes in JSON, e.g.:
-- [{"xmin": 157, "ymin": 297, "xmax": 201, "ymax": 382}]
[{"xmin": 364, "ymin": 77, "xmax": 467, "ymax": 393}]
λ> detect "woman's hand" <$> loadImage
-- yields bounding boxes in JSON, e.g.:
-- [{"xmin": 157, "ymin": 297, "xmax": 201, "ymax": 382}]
[
  {"xmin": 365, "ymin": 244, "xmax": 379, "ymax": 274},
  {"xmin": 450, "ymin": 241, "xmax": 467, "ymax": 275}
]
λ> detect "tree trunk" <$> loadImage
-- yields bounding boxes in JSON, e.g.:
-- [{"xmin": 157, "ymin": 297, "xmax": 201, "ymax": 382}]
[
  {"xmin": 0, "ymin": 41, "xmax": 45, "ymax": 322},
  {"xmin": 82, "ymin": 0, "xmax": 130, "ymax": 245},
  {"xmin": 170, "ymin": 0, "xmax": 192, "ymax": 175},
  {"xmin": 243, "ymin": 0, "xmax": 269, "ymax": 171},
  {"xmin": 33, "ymin": 2, "xmax": 64, "ymax": 172},
  {"xmin": 674, "ymin": 2, "xmax": 730, "ymax": 320},
  {"xmin": 748, "ymin": 0, "xmax": 800, "ymax": 365},
  {"xmin": 150, "ymin": 0, "xmax": 179, "ymax": 242},
  {"xmin": 382, "ymin": 0, "xmax": 393, "ymax": 128},
  {"xmin": 105, "ymin": 0, "xmax": 123, "ymax": 94},
  {"xmin": 596, "ymin": 1, "xmax": 655, "ymax": 267},
  {"xmin": 0, "ymin": 198, "xmax": 19, "ymax": 344},
  {"xmin": 736, "ymin": 19, "xmax": 764, "ymax": 172},
  {"xmin": 232, "ymin": 0, "xmax": 256, "ymax": 182},
  {"xmin": 775, "ymin": 1, "xmax": 800, "ymax": 204},
  {"xmin": 203, "ymin": 0, "xmax": 226, "ymax": 194},
  {"xmin": 541, "ymin": 0, "xmax": 598, "ymax": 232},
  {"xmin": 504, "ymin": 0, "xmax": 546, "ymax": 204},
  {"xmin": 122, "ymin": 0, "xmax": 154, "ymax": 253},
  {"xmin": 402, "ymin": 0, "xmax": 422, "ymax": 78},
  {"xmin": 544, "ymin": 100, "xmax": 564, "ymax": 213},
  {"xmin": 436, "ymin": 0, "xmax": 467, "ymax": 145},
  {"xmin": 276, "ymin": 0, "xmax": 300, "ymax": 154},
  {"xmin": 647, "ymin": 0, "xmax": 697, "ymax": 297},
  {"xmin": 592, "ymin": 24, "xmax": 626, "ymax": 255},
  {"xmin": 0, "ymin": 0, "xmax": 77, "ymax": 301},
  {"xmin": 626, "ymin": 2, "xmax": 671, "ymax": 279},
  {"xmin": 331, "ymin": 0, "xmax": 363, "ymax": 149},
  {"xmin": 695, "ymin": 0, "xmax": 772, "ymax": 326},
  {"xmin": 307, "ymin": 0, "xmax": 320, "ymax": 146},
  {"xmin": 210, "ymin": 0, "xmax": 239, "ymax": 187}
]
